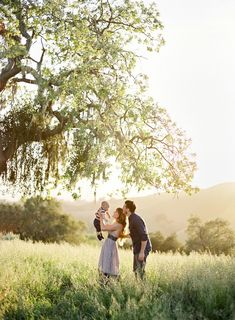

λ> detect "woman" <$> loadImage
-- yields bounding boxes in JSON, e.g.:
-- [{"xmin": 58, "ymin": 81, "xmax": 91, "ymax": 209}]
[{"xmin": 98, "ymin": 207, "xmax": 126, "ymax": 278}]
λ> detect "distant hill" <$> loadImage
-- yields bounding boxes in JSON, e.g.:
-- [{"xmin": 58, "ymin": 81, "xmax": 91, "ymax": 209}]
[{"xmin": 61, "ymin": 182, "xmax": 235, "ymax": 241}]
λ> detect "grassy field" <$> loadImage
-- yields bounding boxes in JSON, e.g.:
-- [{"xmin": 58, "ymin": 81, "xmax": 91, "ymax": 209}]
[{"xmin": 0, "ymin": 240, "xmax": 235, "ymax": 320}]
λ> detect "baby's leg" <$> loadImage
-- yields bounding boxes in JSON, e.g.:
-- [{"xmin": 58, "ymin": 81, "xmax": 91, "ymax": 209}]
[
  {"xmin": 94, "ymin": 218, "xmax": 104, "ymax": 240},
  {"xmin": 94, "ymin": 218, "xmax": 101, "ymax": 232}
]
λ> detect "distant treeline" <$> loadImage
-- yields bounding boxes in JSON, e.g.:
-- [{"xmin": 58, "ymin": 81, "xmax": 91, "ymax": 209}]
[
  {"xmin": 147, "ymin": 216, "xmax": 235, "ymax": 255},
  {"xmin": 1, "ymin": 197, "xmax": 235, "ymax": 255},
  {"xmin": 120, "ymin": 216, "xmax": 235, "ymax": 255}
]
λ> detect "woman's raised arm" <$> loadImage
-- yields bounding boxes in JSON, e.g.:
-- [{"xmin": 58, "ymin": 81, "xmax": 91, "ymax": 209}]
[
  {"xmin": 101, "ymin": 223, "xmax": 120, "ymax": 232},
  {"xmin": 98, "ymin": 211, "xmax": 120, "ymax": 232}
]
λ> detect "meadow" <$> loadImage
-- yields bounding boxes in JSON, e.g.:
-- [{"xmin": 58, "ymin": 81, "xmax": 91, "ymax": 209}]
[{"xmin": 0, "ymin": 240, "xmax": 235, "ymax": 320}]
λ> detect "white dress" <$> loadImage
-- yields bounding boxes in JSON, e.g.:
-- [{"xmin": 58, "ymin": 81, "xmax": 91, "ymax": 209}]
[{"xmin": 98, "ymin": 233, "xmax": 119, "ymax": 276}]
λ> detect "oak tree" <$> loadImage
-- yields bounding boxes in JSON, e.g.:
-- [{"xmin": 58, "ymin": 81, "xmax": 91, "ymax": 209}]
[
  {"xmin": 186, "ymin": 216, "xmax": 235, "ymax": 255},
  {"xmin": 0, "ymin": 0, "xmax": 196, "ymax": 195}
]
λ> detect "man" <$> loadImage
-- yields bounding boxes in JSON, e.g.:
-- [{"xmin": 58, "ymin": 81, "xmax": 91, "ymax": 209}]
[{"xmin": 123, "ymin": 200, "xmax": 152, "ymax": 279}]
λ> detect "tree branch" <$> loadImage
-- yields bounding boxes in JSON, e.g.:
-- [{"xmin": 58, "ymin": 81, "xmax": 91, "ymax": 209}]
[
  {"xmin": 37, "ymin": 38, "xmax": 46, "ymax": 71},
  {"xmin": 11, "ymin": 77, "xmax": 37, "ymax": 85},
  {"xmin": 16, "ymin": 8, "xmax": 33, "ymax": 51},
  {"xmin": 0, "ymin": 5, "xmax": 34, "ymax": 92},
  {"xmin": 0, "ymin": 62, "xmax": 21, "ymax": 92}
]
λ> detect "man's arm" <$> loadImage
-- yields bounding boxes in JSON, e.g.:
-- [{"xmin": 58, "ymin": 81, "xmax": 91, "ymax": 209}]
[
  {"xmin": 135, "ymin": 217, "xmax": 149, "ymax": 261},
  {"xmin": 139, "ymin": 240, "xmax": 147, "ymax": 261}
]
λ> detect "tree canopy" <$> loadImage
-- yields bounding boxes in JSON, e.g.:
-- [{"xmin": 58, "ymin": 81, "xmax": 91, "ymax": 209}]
[
  {"xmin": 150, "ymin": 231, "xmax": 182, "ymax": 253},
  {"xmin": 0, "ymin": 0, "xmax": 197, "ymax": 196},
  {"xmin": 186, "ymin": 216, "xmax": 235, "ymax": 255},
  {"xmin": 0, "ymin": 196, "xmax": 86, "ymax": 243}
]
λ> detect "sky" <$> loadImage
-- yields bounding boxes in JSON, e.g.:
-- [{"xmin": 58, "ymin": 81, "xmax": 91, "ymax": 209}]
[{"xmin": 142, "ymin": 0, "xmax": 235, "ymax": 189}]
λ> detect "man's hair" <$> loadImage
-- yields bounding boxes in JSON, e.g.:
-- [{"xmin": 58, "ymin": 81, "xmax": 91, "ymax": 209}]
[{"xmin": 125, "ymin": 200, "xmax": 136, "ymax": 213}]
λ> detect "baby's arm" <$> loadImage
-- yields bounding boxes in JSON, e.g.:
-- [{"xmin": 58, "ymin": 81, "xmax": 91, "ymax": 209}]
[{"xmin": 103, "ymin": 211, "xmax": 110, "ymax": 222}]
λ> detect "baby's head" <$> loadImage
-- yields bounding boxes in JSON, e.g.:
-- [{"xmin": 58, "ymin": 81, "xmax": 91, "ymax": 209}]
[{"xmin": 101, "ymin": 201, "xmax": 109, "ymax": 211}]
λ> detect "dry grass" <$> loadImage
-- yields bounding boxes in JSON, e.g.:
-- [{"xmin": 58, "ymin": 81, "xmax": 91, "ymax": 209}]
[{"xmin": 0, "ymin": 240, "xmax": 235, "ymax": 319}]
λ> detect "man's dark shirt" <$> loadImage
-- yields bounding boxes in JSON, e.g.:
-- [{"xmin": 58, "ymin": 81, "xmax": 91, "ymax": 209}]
[{"xmin": 128, "ymin": 212, "xmax": 152, "ymax": 255}]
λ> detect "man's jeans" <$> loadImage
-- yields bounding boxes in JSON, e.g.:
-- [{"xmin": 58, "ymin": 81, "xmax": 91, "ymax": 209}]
[{"xmin": 133, "ymin": 254, "xmax": 147, "ymax": 279}]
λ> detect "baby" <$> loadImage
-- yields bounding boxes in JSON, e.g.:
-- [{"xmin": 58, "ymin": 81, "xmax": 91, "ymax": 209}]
[{"xmin": 93, "ymin": 201, "xmax": 110, "ymax": 241}]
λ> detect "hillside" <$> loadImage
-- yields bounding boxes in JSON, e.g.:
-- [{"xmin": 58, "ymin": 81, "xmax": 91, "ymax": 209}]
[{"xmin": 61, "ymin": 182, "xmax": 235, "ymax": 240}]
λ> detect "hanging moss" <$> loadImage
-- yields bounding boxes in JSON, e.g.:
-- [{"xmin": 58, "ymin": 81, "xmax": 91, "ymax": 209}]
[{"xmin": 1, "ymin": 105, "xmax": 67, "ymax": 195}]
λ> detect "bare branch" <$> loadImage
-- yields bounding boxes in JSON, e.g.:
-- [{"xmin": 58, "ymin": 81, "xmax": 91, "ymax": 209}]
[
  {"xmin": 0, "ymin": 7, "xmax": 34, "ymax": 92},
  {"xmin": 16, "ymin": 8, "xmax": 33, "ymax": 51},
  {"xmin": 28, "ymin": 56, "xmax": 39, "ymax": 64},
  {"xmin": 37, "ymin": 38, "xmax": 46, "ymax": 71},
  {"xmin": 11, "ymin": 77, "xmax": 37, "ymax": 85},
  {"xmin": 20, "ymin": 65, "xmax": 40, "ymax": 81},
  {"xmin": 0, "ymin": 62, "xmax": 21, "ymax": 92},
  {"xmin": 147, "ymin": 144, "xmax": 175, "ymax": 171}
]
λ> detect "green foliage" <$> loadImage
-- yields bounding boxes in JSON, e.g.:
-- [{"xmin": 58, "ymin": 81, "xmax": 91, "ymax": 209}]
[
  {"xmin": 150, "ymin": 230, "xmax": 164, "ymax": 252},
  {"xmin": 150, "ymin": 231, "xmax": 182, "ymax": 253},
  {"xmin": 186, "ymin": 216, "xmax": 235, "ymax": 255},
  {"xmin": 0, "ymin": 0, "xmax": 197, "ymax": 196},
  {"xmin": 0, "ymin": 241, "xmax": 235, "ymax": 319},
  {"xmin": 0, "ymin": 202, "xmax": 23, "ymax": 234},
  {"xmin": 0, "ymin": 197, "xmax": 86, "ymax": 244},
  {"xmin": 160, "ymin": 233, "xmax": 183, "ymax": 253}
]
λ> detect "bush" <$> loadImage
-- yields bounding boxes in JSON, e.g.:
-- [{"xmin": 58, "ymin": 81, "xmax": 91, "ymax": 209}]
[
  {"xmin": 150, "ymin": 231, "xmax": 165, "ymax": 252},
  {"xmin": 0, "ymin": 197, "xmax": 86, "ymax": 244},
  {"xmin": 0, "ymin": 202, "xmax": 24, "ymax": 234},
  {"xmin": 150, "ymin": 231, "xmax": 182, "ymax": 253},
  {"xmin": 186, "ymin": 216, "xmax": 235, "ymax": 255}
]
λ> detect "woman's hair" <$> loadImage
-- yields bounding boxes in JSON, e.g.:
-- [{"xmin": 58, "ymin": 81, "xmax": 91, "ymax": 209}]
[{"xmin": 116, "ymin": 207, "xmax": 127, "ymax": 238}]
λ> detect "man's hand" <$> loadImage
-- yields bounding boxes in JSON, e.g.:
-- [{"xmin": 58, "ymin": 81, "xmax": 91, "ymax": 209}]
[
  {"xmin": 139, "ymin": 240, "xmax": 147, "ymax": 261},
  {"xmin": 138, "ymin": 252, "xmax": 145, "ymax": 262}
]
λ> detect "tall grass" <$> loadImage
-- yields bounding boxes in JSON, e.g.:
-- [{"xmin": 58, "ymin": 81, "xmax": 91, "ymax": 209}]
[{"xmin": 0, "ymin": 240, "xmax": 235, "ymax": 319}]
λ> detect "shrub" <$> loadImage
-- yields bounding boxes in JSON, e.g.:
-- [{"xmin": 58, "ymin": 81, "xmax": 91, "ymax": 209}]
[{"xmin": 0, "ymin": 197, "xmax": 86, "ymax": 244}]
